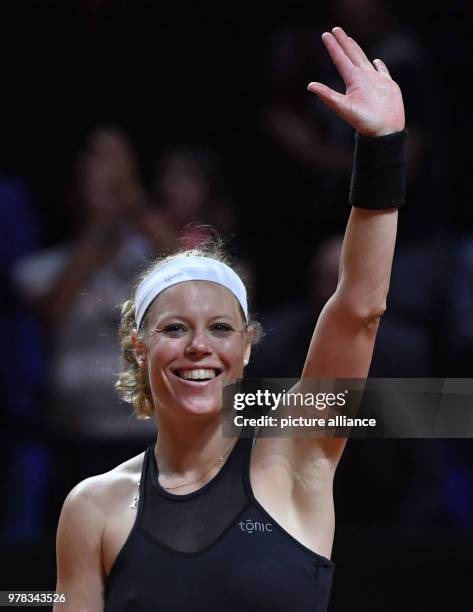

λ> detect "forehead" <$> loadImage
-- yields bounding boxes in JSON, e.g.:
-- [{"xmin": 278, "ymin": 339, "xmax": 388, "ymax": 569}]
[{"xmin": 146, "ymin": 280, "xmax": 243, "ymax": 323}]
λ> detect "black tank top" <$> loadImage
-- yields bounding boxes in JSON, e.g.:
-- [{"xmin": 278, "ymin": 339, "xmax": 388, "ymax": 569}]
[{"xmin": 105, "ymin": 434, "xmax": 334, "ymax": 611}]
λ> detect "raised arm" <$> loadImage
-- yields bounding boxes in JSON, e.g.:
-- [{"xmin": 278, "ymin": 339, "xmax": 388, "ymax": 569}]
[{"xmin": 298, "ymin": 27, "xmax": 405, "ymax": 464}]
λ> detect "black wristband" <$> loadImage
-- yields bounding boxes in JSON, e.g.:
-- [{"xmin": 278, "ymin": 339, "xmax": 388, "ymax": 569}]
[{"xmin": 349, "ymin": 129, "xmax": 408, "ymax": 209}]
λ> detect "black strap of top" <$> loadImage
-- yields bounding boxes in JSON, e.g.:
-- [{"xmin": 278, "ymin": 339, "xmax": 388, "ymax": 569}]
[{"xmin": 136, "ymin": 435, "xmax": 252, "ymax": 555}]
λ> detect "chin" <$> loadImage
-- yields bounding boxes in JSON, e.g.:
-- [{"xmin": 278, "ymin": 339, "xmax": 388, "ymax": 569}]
[
  {"xmin": 178, "ymin": 399, "xmax": 222, "ymax": 419},
  {"xmin": 167, "ymin": 372, "xmax": 227, "ymax": 416}
]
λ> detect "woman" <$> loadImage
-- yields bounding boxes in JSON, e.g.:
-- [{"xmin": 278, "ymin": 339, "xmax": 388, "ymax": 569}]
[
  {"xmin": 55, "ymin": 27, "xmax": 406, "ymax": 611},
  {"xmin": 147, "ymin": 146, "xmax": 237, "ymax": 251},
  {"xmin": 13, "ymin": 125, "xmax": 157, "ymax": 441}
]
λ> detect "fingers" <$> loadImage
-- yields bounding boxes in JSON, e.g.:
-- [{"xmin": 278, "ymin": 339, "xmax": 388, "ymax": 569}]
[
  {"xmin": 307, "ymin": 82, "xmax": 347, "ymax": 114},
  {"xmin": 331, "ymin": 26, "xmax": 374, "ymax": 69},
  {"xmin": 321, "ymin": 31, "xmax": 354, "ymax": 83},
  {"xmin": 373, "ymin": 58, "xmax": 391, "ymax": 76}
]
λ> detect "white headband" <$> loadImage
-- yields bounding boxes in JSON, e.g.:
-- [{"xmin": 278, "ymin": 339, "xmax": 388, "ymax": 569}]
[{"xmin": 134, "ymin": 255, "xmax": 248, "ymax": 329}]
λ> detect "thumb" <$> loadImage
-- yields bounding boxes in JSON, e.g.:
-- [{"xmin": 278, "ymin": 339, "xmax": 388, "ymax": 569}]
[{"xmin": 307, "ymin": 82, "xmax": 347, "ymax": 114}]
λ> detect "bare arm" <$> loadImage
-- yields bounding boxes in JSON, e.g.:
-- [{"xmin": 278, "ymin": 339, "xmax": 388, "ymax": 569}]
[
  {"xmin": 54, "ymin": 480, "xmax": 107, "ymax": 611},
  {"xmin": 287, "ymin": 26, "xmax": 405, "ymax": 475},
  {"xmin": 304, "ymin": 206, "xmax": 397, "ymax": 378},
  {"xmin": 39, "ymin": 229, "xmax": 117, "ymax": 324}
]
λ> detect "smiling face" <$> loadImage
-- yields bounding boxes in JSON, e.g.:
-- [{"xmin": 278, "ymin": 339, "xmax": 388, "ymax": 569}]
[{"xmin": 135, "ymin": 281, "xmax": 252, "ymax": 421}]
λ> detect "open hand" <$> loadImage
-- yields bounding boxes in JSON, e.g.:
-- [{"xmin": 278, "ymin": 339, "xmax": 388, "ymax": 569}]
[{"xmin": 307, "ymin": 27, "xmax": 405, "ymax": 137}]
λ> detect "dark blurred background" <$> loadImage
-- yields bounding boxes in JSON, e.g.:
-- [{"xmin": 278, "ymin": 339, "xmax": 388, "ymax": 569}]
[{"xmin": 1, "ymin": 1, "xmax": 472, "ymax": 610}]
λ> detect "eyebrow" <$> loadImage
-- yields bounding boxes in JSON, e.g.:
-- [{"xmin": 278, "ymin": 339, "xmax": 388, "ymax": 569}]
[{"xmin": 152, "ymin": 313, "xmax": 240, "ymax": 325}]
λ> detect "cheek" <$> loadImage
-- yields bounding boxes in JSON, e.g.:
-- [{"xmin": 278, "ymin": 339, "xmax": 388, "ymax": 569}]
[
  {"xmin": 147, "ymin": 338, "xmax": 182, "ymax": 369},
  {"xmin": 220, "ymin": 340, "xmax": 245, "ymax": 370}
]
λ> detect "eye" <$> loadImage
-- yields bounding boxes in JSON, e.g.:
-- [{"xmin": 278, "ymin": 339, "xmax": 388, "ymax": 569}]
[
  {"xmin": 158, "ymin": 323, "xmax": 189, "ymax": 337},
  {"xmin": 210, "ymin": 322, "xmax": 234, "ymax": 336}
]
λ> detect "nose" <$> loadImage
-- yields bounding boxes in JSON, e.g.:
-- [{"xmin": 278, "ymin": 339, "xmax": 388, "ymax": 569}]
[{"xmin": 184, "ymin": 328, "xmax": 213, "ymax": 358}]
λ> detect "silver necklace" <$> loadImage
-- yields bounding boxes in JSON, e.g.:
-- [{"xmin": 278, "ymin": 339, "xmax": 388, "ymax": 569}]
[
  {"xmin": 158, "ymin": 439, "xmax": 236, "ymax": 490},
  {"xmin": 130, "ymin": 439, "xmax": 236, "ymax": 508}
]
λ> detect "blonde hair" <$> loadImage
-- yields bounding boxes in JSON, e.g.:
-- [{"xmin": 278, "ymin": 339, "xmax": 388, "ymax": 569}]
[{"xmin": 115, "ymin": 238, "xmax": 262, "ymax": 419}]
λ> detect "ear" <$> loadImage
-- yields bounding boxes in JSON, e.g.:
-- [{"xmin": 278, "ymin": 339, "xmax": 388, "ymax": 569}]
[
  {"xmin": 243, "ymin": 325, "xmax": 255, "ymax": 366},
  {"xmin": 131, "ymin": 332, "xmax": 147, "ymax": 368}
]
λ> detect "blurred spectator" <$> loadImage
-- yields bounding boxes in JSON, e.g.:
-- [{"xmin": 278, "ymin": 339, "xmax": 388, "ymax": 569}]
[
  {"xmin": 12, "ymin": 126, "xmax": 157, "ymax": 442},
  {"xmin": 247, "ymin": 234, "xmax": 343, "ymax": 378},
  {"xmin": 247, "ymin": 232, "xmax": 452, "ymax": 379},
  {"xmin": 146, "ymin": 146, "xmax": 237, "ymax": 251},
  {"xmin": 11, "ymin": 129, "xmax": 241, "ymax": 443},
  {"xmin": 370, "ymin": 235, "xmax": 453, "ymax": 377}
]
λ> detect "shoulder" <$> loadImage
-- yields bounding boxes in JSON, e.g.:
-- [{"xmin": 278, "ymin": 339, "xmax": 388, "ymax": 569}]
[
  {"xmin": 55, "ymin": 451, "xmax": 147, "ymax": 609},
  {"xmin": 61, "ymin": 450, "xmax": 146, "ymax": 523}
]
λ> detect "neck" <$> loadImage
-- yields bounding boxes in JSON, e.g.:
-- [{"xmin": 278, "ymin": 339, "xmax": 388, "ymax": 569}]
[{"xmin": 154, "ymin": 413, "xmax": 235, "ymax": 479}]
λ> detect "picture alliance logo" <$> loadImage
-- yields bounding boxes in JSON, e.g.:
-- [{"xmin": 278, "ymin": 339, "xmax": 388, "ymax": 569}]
[{"xmin": 239, "ymin": 519, "xmax": 273, "ymax": 534}]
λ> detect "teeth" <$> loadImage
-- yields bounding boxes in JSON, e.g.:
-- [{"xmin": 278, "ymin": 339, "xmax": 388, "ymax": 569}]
[{"xmin": 179, "ymin": 369, "xmax": 217, "ymax": 381}]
